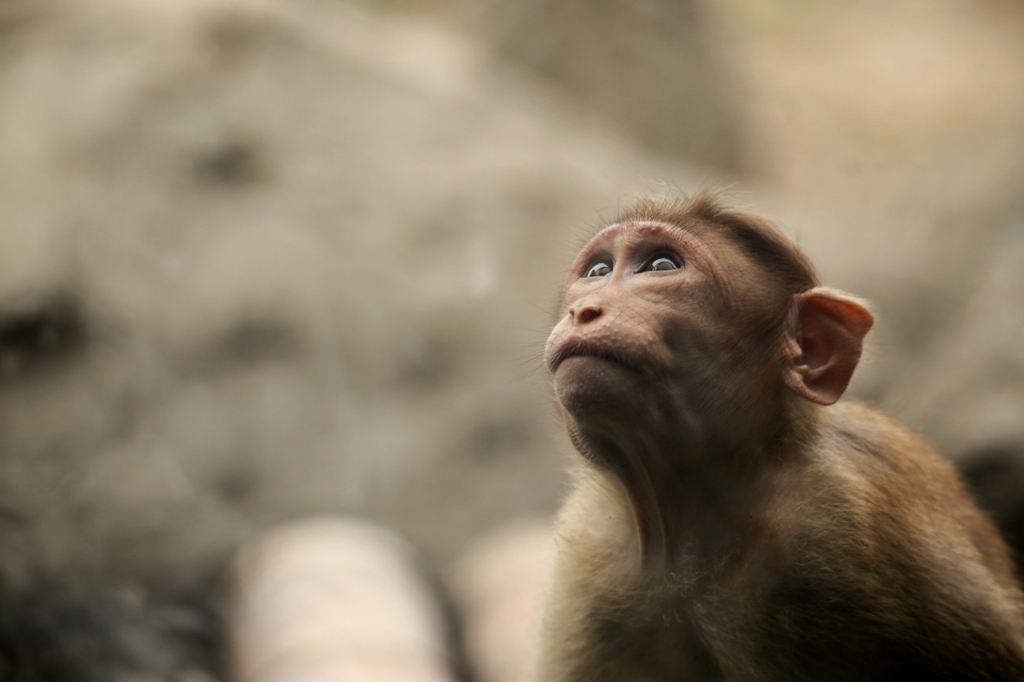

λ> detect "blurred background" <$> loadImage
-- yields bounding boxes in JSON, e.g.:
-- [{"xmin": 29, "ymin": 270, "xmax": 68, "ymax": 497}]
[{"xmin": 0, "ymin": 0, "xmax": 1022, "ymax": 679}]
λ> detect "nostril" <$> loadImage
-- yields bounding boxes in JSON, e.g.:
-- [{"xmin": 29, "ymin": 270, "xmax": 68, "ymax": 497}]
[{"xmin": 576, "ymin": 305, "xmax": 602, "ymax": 324}]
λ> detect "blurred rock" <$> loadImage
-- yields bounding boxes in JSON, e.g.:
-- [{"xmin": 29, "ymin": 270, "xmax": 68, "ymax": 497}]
[
  {"xmin": 473, "ymin": 0, "xmax": 745, "ymax": 171},
  {"xmin": 0, "ymin": 0, "xmax": 711, "ymax": 595}
]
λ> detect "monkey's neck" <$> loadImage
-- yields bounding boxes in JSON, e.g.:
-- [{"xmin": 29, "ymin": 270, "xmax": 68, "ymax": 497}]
[{"xmin": 575, "ymin": 417, "xmax": 803, "ymax": 570}]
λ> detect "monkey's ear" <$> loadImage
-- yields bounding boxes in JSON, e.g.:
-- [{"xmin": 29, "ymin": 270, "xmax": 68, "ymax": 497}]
[{"xmin": 783, "ymin": 287, "xmax": 874, "ymax": 406}]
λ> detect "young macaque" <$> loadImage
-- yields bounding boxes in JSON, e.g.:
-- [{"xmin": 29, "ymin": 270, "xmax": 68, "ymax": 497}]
[{"xmin": 539, "ymin": 194, "xmax": 1024, "ymax": 681}]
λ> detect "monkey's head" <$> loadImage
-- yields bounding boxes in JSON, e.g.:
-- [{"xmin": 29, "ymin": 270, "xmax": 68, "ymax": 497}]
[{"xmin": 545, "ymin": 195, "xmax": 874, "ymax": 463}]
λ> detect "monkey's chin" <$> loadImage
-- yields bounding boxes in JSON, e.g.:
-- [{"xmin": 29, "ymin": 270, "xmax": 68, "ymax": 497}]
[{"xmin": 552, "ymin": 356, "xmax": 646, "ymax": 418}]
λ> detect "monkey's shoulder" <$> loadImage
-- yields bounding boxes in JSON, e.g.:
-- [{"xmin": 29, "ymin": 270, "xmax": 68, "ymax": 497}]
[
  {"xmin": 806, "ymin": 400, "xmax": 1013, "ymax": 574},
  {"xmin": 814, "ymin": 400, "xmax": 967, "ymax": 495},
  {"xmin": 771, "ymin": 401, "xmax": 1024, "ymax": 677}
]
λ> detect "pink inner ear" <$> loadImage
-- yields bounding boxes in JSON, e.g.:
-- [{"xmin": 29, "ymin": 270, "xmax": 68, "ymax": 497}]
[{"xmin": 784, "ymin": 289, "xmax": 874, "ymax": 406}]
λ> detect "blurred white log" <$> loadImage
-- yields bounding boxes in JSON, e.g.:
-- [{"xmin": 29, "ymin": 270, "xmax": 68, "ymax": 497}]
[{"xmin": 230, "ymin": 516, "xmax": 455, "ymax": 682}]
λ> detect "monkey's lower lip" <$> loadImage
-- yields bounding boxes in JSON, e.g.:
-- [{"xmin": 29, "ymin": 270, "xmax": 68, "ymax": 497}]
[{"xmin": 550, "ymin": 346, "xmax": 643, "ymax": 375}]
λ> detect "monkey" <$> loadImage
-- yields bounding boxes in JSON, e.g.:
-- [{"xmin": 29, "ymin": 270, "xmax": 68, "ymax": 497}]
[{"xmin": 537, "ymin": 193, "xmax": 1024, "ymax": 681}]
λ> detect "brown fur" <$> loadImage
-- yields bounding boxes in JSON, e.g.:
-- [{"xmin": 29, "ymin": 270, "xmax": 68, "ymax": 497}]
[{"xmin": 538, "ymin": 194, "xmax": 1024, "ymax": 681}]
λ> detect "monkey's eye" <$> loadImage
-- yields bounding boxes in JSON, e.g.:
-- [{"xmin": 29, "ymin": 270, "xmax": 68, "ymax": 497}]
[
  {"xmin": 585, "ymin": 261, "xmax": 612, "ymax": 278},
  {"xmin": 641, "ymin": 255, "xmax": 681, "ymax": 272}
]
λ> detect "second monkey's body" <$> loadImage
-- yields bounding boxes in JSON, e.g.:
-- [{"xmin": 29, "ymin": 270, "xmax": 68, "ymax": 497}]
[{"xmin": 538, "ymin": 195, "xmax": 1024, "ymax": 681}]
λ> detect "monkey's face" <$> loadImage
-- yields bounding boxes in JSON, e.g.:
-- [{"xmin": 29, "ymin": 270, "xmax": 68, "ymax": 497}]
[{"xmin": 545, "ymin": 220, "xmax": 784, "ymax": 453}]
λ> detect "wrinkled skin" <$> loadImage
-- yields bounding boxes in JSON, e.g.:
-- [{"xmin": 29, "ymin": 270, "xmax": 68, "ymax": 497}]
[
  {"xmin": 544, "ymin": 220, "xmax": 794, "ymax": 558},
  {"xmin": 547, "ymin": 221, "xmax": 782, "ymax": 458}
]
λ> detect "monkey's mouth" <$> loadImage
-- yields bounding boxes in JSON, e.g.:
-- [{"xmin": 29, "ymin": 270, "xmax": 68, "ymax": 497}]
[{"xmin": 549, "ymin": 341, "xmax": 643, "ymax": 376}]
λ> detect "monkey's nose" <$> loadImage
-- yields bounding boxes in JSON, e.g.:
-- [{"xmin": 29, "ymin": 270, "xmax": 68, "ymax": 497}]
[{"xmin": 571, "ymin": 304, "xmax": 602, "ymax": 324}]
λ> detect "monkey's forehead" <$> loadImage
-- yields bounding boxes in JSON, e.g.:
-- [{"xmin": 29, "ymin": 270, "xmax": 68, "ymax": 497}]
[
  {"xmin": 587, "ymin": 217, "xmax": 734, "ymax": 246},
  {"xmin": 582, "ymin": 220, "xmax": 692, "ymax": 249},
  {"xmin": 592, "ymin": 219, "xmax": 693, "ymax": 237}
]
